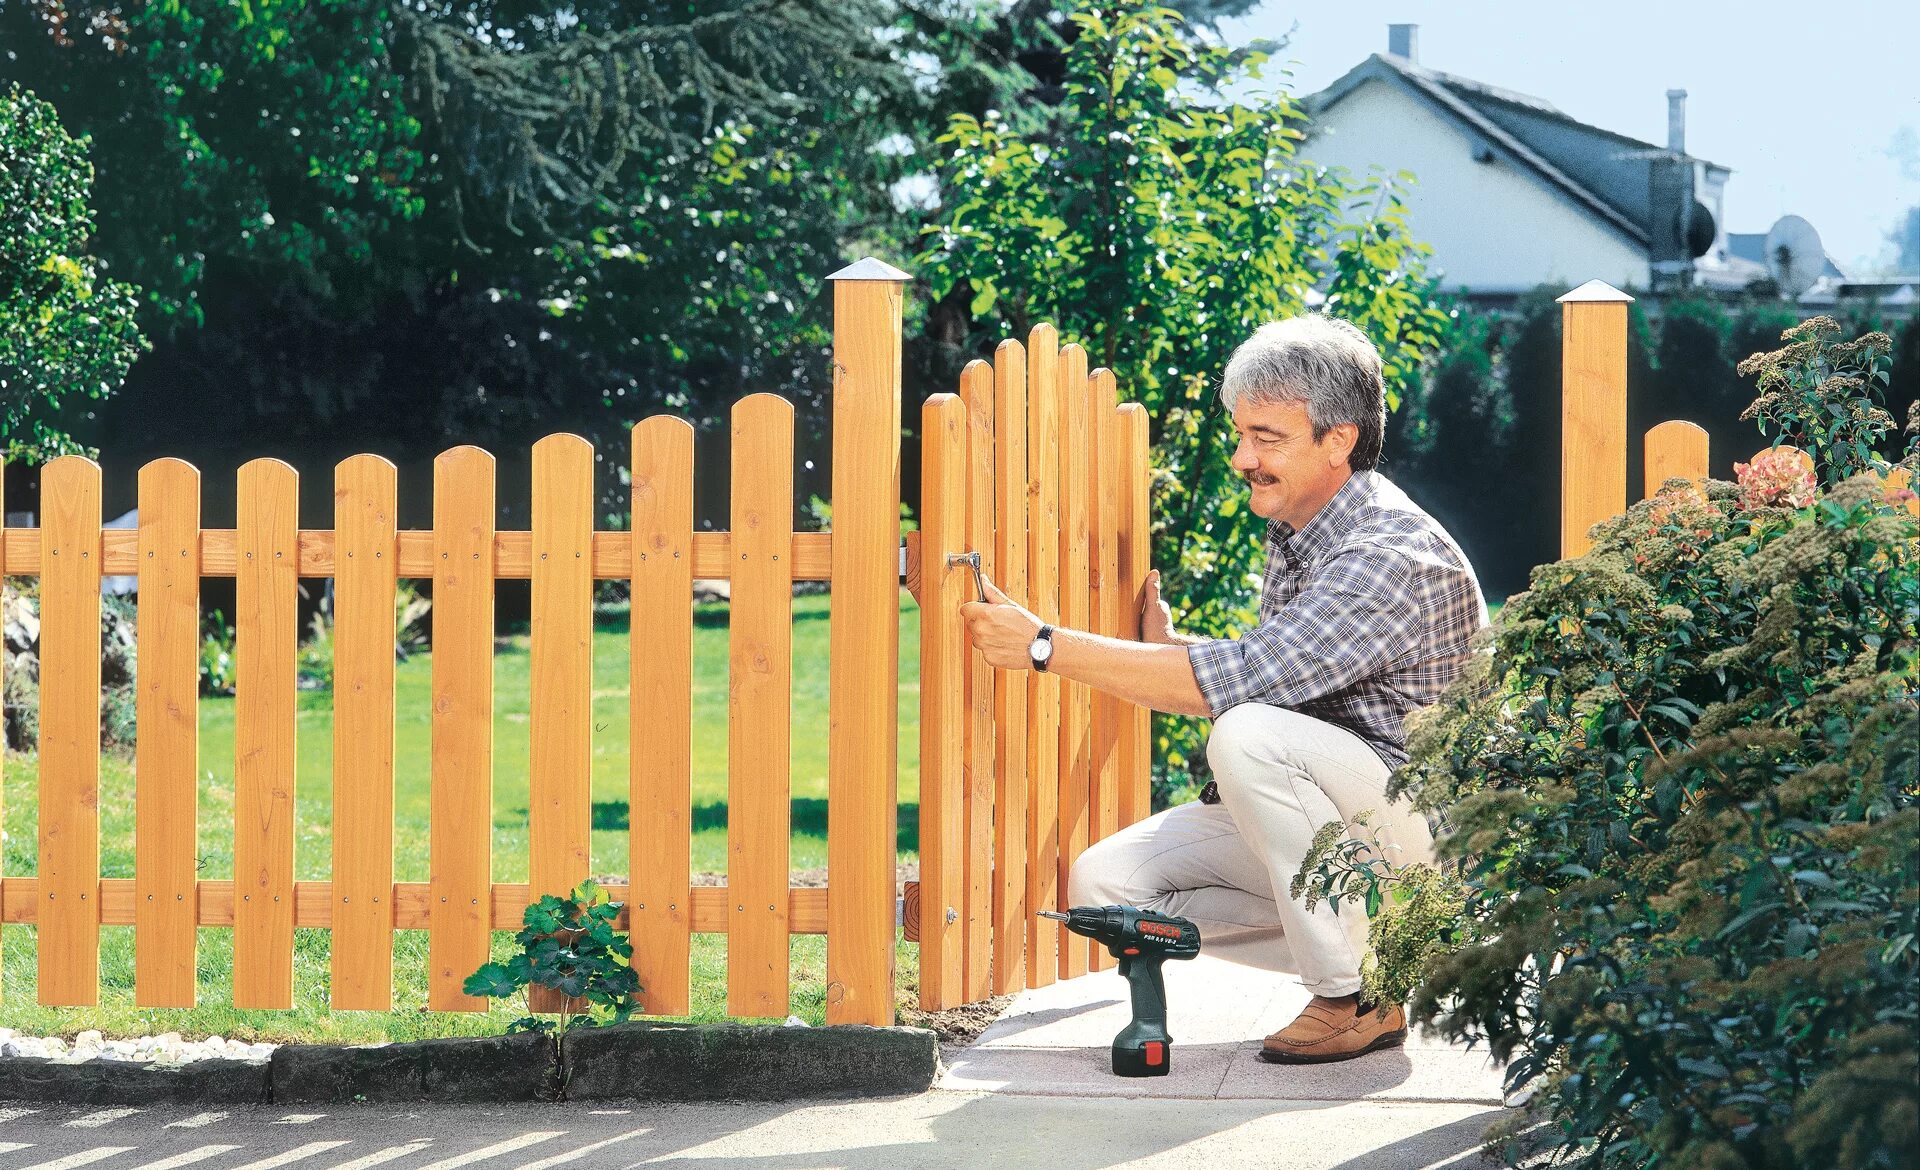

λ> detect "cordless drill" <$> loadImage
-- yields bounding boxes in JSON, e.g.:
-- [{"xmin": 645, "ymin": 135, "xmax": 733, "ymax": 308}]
[{"xmin": 1039, "ymin": 906, "xmax": 1201, "ymax": 1077}]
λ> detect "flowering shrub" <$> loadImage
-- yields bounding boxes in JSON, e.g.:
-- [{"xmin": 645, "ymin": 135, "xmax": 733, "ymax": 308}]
[
  {"xmin": 1301, "ymin": 322, "xmax": 1918, "ymax": 1168},
  {"xmin": 1733, "ymin": 446, "xmax": 1817, "ymax": 511}
]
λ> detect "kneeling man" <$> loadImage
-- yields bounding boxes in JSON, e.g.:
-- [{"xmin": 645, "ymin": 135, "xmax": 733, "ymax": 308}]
[{"xmin": 960, "ymin": 315, "xmax": 1486, "ymax": 1064}]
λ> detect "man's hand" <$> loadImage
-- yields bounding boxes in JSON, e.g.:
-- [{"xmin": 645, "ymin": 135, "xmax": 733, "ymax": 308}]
[
  {"xmin": 1141, "ymin": 569, "xmax": 1179, "ymax": 644},
  {"xmin": 959, "ymin": 575, "xmax": 1044, "ymax": 670}
]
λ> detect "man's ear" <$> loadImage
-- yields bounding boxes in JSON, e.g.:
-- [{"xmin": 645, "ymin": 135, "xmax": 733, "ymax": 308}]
[{"xmin": 1328, "ymin": 422, "xmax": 1359, "ymax": 468}]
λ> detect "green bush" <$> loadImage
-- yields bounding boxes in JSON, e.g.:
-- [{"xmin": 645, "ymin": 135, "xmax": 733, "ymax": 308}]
[{"xmin": 1304, "ymin": 320, "xmax": 1919, "ymax": 1168}]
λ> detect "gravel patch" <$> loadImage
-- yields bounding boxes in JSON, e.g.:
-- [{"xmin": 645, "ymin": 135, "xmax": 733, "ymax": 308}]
[{"xmin": 0, "ymin": 1027, "xmax": 274, "ymax": 1067}]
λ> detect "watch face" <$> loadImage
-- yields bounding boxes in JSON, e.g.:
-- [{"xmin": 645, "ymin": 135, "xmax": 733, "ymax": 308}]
[{"xmin": 1031, "ymin": 636, "xmax": 1053, "ymax": 663}]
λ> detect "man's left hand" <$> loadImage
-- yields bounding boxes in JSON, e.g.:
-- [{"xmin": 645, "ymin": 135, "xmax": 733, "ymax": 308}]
[{"xmin": 959, "ymin": 575, "xmax": 1044, "ymax": 671}]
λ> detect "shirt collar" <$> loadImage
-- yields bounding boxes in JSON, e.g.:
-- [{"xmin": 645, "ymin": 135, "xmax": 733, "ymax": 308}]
[{"xmin": 1266, "ymin": 471, "xmax": 1373, "ymax": 566}]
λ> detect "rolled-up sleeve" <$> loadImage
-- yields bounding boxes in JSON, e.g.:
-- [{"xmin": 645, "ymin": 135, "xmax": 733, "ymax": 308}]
[{"xmin": 1184, "ymin": 545, "xmax": 1421, "ymax": 718}]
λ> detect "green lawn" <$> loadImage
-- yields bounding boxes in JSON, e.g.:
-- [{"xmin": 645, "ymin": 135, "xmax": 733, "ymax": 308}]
[{"xmin": 0, "ymin": 591, "xmax": 925, "ymax": 1041}]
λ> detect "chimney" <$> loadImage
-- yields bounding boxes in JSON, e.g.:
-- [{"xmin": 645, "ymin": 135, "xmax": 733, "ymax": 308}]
[
  {"xmin": 1388, "ymin": 24, "xmax": 1419, "ymax": 63},
  {"xmin": 1666, "ymin": 89, "xmax": 1687, "ymax": 153}
]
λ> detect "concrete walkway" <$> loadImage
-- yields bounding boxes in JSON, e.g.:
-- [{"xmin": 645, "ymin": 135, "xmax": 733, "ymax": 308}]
[{"xmin": 931, "ymin": 949, "xmax": 1514, "ymax": 1166}]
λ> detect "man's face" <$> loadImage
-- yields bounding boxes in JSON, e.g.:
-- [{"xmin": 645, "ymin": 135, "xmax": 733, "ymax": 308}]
[{"xmin": 1228, "ymin": 397, "xmax": 1355, "ymax": 527}]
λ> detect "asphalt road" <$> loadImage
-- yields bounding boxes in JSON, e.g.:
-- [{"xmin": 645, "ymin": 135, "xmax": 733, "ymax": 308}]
[{"xmin": 0, "ymin": 1095, "xmax": 1505, "ymax": 1169}]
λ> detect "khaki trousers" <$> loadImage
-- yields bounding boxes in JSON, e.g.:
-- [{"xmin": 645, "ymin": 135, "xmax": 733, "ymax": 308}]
[{"xmin": 1065, "ymin": 703, "xmax": 1434, "ymax": 997}]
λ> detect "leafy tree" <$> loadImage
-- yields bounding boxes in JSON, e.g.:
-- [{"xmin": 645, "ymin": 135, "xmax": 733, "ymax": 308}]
[
  {"xmin": 918, "ymin": 1, "xmax": 1449, "ymax": 784},
  {"xmin": 0, "ymin": 0, "xmax": 944, "ymax": 528},
  {"xmin": 0, "ymin": 81, "xmax": 144, "ymax": 459}
]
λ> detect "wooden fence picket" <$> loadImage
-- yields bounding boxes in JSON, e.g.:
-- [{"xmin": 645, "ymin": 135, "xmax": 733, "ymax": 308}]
[
  {"xmin": 1025, "ymin": 325, "xmax": 1062, "ymax": 989},
  {"xmin": 39, "ymin": 456, "xmax": 102, "ymax": 1005},
  {"xmin": 0, "ymin": 458, "xmax": 6, "ymax": 994},
  {"xmin": 918, "ymin": 392, "xmax": 969, "ymax": 1009},
  {"xmin": 1118, "ymin": 401, "xmax": 1153, "ymax": 830},
  {"xmin": 728, "ymin": 393, "xmax": 794, "ymax": 1018},
  {"xmin": 528, "ymin": 434, "xmax": 595, "ymax": 1015},
  {"xmin": 629, "ymin": 416, "xmax": 695, "ymax": 1017},
  {"xmin": 233, "ymin": 458, "xmax": 299, "ymax": 1009},
  {"xmin": 135, "ymin": 458, "xmax": 201, "ymax": 1007},
  {"xmin": 1645, "ymin": 420, "xmax": 1709, "ymax": 498},
  {"xmin": 991, "ymin": 338, "xmax": 1029, "ymax": 996},
  {"xmin": 428, "ymin": 447, "xmax": 495, "ymax": 1011},
  {"xmin": 331, "ymin": 455, "xmax": 398, "ymax": 1010},
  {"xmin": 960, "ymin": 359, "xmax": 998, "ymax": 1002},
  {"xmin": 1055, "ymin": 343, "xmax": 1093, "ymax": 980},
  {"xmin": 1086, "ymin": 370, "xmax": 1125, "ymax": 973}
]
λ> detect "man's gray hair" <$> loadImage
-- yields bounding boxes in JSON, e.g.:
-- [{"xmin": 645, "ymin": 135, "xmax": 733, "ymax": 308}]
[{"xmin": 1218, "ymin": 315, "xmax": 1386, "ymax": 472}]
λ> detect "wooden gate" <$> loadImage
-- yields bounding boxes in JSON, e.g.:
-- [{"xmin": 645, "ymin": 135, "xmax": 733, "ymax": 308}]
[{"xmin": 908, "ymin": 326, "xmax": 1156, "ymax": 1010}]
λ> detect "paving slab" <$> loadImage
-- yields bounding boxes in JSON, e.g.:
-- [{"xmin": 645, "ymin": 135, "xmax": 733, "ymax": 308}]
[{"xmin": 939, "ymin": 951, "xmax": 1508, "ymax": 1105}]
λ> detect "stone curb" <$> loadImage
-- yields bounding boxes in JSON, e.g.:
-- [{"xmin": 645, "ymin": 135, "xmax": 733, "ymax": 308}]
[
  {"xmin": 0, "ymin": 1024, "xmax": 940, "ymax": 1106},
  {"xmin": 561, "ymin": 1021, "xmax": 941, "ymax": 1102}
]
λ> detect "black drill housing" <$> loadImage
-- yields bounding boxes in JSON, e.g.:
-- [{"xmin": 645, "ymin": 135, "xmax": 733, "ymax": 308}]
[{"xmin": 1045, "ymin": 905, "xmax": 1201, "ymax": 1077}]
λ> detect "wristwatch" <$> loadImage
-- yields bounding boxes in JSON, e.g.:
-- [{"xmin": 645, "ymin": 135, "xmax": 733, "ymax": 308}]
[{"xmin": 1028, "ymin": 624, "xmax": 1055, "ymax": 672}]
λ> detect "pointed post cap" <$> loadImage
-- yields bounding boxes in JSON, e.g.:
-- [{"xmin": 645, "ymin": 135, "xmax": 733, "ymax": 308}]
[
  {"xmin": 1556, "ymin": 279, "xmax": 1634, "ymax": 303},
  {"xmin": 827, "ymin": 257, "xmax": 911, "ymax": 282}
]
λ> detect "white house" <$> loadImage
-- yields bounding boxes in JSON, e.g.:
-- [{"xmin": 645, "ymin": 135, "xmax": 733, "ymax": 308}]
[{"xmin": 1301, "ymin": 25, "xmax": 1731, "ymax": 297}]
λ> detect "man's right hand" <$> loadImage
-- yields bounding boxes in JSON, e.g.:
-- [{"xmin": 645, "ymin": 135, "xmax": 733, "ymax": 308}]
[{"xmin": 1141, "ymin": 569, "xmax": 1179, "ymax": 644}]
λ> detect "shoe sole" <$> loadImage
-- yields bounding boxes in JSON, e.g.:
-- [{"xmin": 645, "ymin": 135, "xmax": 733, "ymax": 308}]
[{"xmin": 1257, "ymin": 1027, "xmax": 1408, "ymax": 1065}]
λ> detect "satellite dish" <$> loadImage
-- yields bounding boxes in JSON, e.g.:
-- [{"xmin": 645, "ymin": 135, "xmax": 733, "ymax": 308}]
[{"xmin": 1764, "ymin": 215, "xmax": 1825, "ymax": 299}]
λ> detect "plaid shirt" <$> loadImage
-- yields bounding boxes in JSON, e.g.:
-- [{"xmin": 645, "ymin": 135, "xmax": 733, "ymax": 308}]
[{"xmin": 1185, "ymin": 470, "xmax": 1488, "ymax": 771}]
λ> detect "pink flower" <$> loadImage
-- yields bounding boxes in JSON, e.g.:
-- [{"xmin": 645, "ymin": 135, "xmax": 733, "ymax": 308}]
[{"xmin": 1734, "ymin": 447, "xmax": 1816, "ymax": 511}]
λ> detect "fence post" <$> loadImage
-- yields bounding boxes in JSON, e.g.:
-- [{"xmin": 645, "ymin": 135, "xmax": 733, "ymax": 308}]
[
  {"xmin": 1559, "ymin": 280, "xmax": 1633, "ymax": 559},
  {"xmin": 825, "ymin": 257, "xmax": 909, "ymax": 1026}
]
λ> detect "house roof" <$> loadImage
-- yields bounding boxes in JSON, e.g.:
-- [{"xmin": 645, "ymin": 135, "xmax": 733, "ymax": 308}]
[{"xmin": 1305, "ymin": 54, "xmax": 1731, "ymax": 252}]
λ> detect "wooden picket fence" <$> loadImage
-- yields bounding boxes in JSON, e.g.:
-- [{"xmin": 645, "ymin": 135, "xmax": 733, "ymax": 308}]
[
  {"xmin": 0, "ymin": 259, "xmax": 1158, "ymax": 1025},
  {"xmin": 1557, "ymin": 280, "xmax": 1918, "ymax": 555}
]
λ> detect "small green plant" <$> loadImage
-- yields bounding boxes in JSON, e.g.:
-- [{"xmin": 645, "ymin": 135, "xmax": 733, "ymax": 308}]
[
  {"xmin": 1737, "ymin": 315, "xmax": 1896, "ymax": 481},
  {"xmin": 464, "ymin": 879, "xmax": 644, "ymax": 1041}
]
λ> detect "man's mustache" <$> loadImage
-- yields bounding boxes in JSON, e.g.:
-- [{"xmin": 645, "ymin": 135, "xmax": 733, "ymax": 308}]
[{"xmin": 1242, "ymin": 472, "xmax": 1277, "ymax": 485}]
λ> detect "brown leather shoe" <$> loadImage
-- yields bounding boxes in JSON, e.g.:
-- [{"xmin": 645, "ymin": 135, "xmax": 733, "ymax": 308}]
[{"xmin": 1258, "ymin": 994, "xmax": 1408, "ymax": 1064}]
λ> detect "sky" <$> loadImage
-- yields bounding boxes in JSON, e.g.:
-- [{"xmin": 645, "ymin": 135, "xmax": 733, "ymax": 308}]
[{"xmin": 1215, "ymin": 0, "xmax": 1920, "ymax": 274}]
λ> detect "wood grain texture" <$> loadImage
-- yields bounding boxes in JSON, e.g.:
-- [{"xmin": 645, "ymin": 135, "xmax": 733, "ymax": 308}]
[
  {"xmin": 917, "ymin": 393, "xmax": 968, "ymax": 1009},
  {"xmin": 1561, "ymin": 301, "xmax": 1628, "ymax": 558},
  {"xmin": 1119, "ymin": 401, "xmax": 1152, "ymax": 830},
  {"xmin": 728, "ymin": 393, "xmax": 794, "ymax": 1019},
  {"xmin": 1023, "ymin": 324, "xmax": 1061, "ymax": 989},
  {"xmin": 1054, "ymin": 343, "xmax": 1092, "ymax": 981},
  {"xmin": 37, "ymin": 456, "xmax": 102, "ymax": 1005},
  {"xmin": 233, "ymin": 458, "xmax": 299, "ymax": 1009},
  {"xmin": 429, "ymin": 447, "xmax": 495, "ymax": 1011},
  {"xmin": 0, "ymin": 877, "xmax": 830, "ymax": 933},
  {"xmin": 331, "ymin": 455, "xmax": 398, "ymax": 1011},
  {"xmin": 629, "ymin": 415, "xmax": 695, "ymax": 1017},
  {"xmin": 1644, "ymin": 420, "xmax": 1709, "ymax": 499},
  {"xmin": 990, "ymin": 338, "xmax": 1029, "ymax": 996},
  {"xmin": 825, "ymin": 277, "xmax": 903, "ymax": 1026},
  {"xmin": 528, "ymin": 434, "xmax": 596, "ymax": 1016},
  {"xmin": 960, "ymin": 359, "xmax": 998, "ymax": 1002},
  {"xmin": 134, "ymin": 459, "xmax": 201, "ymax": 1007},
  {"xmin": 3, "ymin": 527, "xmax": 833, "ymax": 580},
  {"xmin": 1085, "ymin": 371, "xmax": 1125, "ymax": 975}
]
